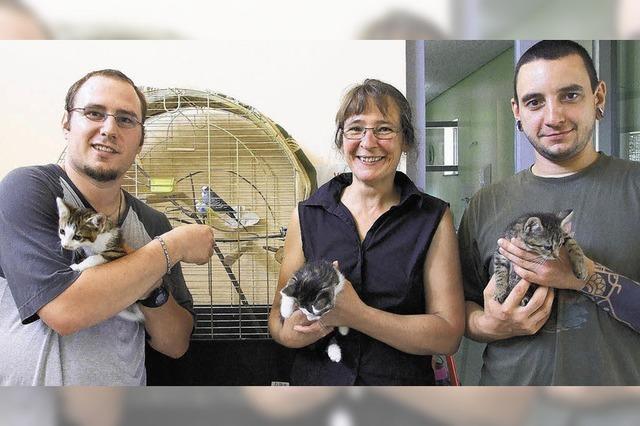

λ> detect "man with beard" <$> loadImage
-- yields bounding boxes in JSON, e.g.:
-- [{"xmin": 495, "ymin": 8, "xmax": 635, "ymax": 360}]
[
  {"xmin": 0, "ymin": 69, "xmax": 215, "ymax": 385},
  {"xmin": 458, "ymin": 40, "xmax": 640, "ymax": 385}
]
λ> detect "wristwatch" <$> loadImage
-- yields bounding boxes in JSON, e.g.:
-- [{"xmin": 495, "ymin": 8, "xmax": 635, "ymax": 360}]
[{"xmin": 139, "ymin": 284, "xmax": 169, "ymax": 308}]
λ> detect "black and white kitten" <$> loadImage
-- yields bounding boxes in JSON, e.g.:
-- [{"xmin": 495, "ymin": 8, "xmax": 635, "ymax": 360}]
[
  {"xmin": 56, "ymin": 197, "xmax": 142, "ymax": 322},
  {"xmin": 493, "ymin": 209, "xmax": 588, "ymax": 305},
  {"xmin": 280, "ymin": 260, "xmax": 349, "ymax": 362}
]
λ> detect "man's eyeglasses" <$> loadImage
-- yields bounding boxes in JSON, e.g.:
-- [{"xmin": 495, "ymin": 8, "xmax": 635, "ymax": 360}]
[
  {"xmin": 69, "ymin": 107, "xmax": 143, "ymax": 129},
  {"xmin": 342, "ymin": 125, "xmax": 398, "ymax": 140}
]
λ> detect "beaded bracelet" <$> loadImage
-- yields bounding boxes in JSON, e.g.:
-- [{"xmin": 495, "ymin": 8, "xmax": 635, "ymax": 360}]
[{"xmin": 154, "ymin": 235, "xmax": 173, "ymax": 275}]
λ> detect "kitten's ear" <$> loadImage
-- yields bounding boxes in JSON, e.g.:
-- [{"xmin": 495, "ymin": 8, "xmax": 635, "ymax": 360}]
[
  {"xmin": 558, "ymin": 210, "xmax": 574, "ymax": 234},
  {"xmin": 56, "ymin": 197, "xmax": 70, "ymax": 220},
  {"xmin": 88, "ymin": 213, "xmax": 107, "ymax": 229},
  {"xmin": 524, "ymin": 217, "xmax": 543, "ymax": 234}
]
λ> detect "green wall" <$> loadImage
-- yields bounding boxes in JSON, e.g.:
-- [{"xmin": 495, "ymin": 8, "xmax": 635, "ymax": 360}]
[
  {"xmin": 425, "ymin": 47, "xmax": 515, "ymax": 385},
  {"xmin": 425, "ymin": 47, "xmax": 515, "ymax": 228},
  {"xmin": 618, "ymin": 41, "xmax": 640, "ymax": 160},
  {"xmin": 618, "ymin": 41, "xmax": 640, "ymax": 133}
]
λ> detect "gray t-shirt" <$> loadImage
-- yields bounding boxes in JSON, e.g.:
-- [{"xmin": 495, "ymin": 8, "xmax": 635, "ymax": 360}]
[
  {"xmin": 458, "ymin": 153, "xmax": 640, "ymax": 385},
  {"xmin": 0, "ymin": 164, "xmax": 194, "ymax": 385}
]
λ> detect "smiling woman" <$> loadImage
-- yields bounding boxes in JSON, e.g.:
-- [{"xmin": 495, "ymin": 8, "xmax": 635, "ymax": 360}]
[{"xmin": 268, "ymin": 79, "xmax": 465, "ymax": 385}]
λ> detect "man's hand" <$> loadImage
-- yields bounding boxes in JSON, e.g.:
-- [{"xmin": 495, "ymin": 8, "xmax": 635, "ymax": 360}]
[
  {"xmin": 498, "ymin": 238, "xmax": 588, "ymax": 290},
  {"xmin": 163, "ymin": 224, "xmax": 215, "ymax": 265},
  {"xmin": 473, "ymin": 275, "xmax": 554, "ymax": 341}
]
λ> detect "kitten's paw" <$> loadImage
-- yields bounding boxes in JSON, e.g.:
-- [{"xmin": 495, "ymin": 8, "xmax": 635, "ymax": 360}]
[
  {"xmin": 327, "ymin": 343, "xmax": 342, "ymax": 362},
  {"xmin": 338, "ymin": 326, "xmax": 349, "ymax": 336},
  {"xmin": 575, "ymin": 265, "xmax": 589, "ymax": 280},
  {"xmin": 70, "ymin": 263, "xmax": 83, "ymax": 272}
]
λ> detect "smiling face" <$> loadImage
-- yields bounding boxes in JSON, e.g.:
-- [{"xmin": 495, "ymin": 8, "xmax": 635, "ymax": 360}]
[
  {"xmin": 63, "ymin": 75, "xmax": 143, "ymax": 183},
  {"xmin": 512, "ymin": 54, "xmax": 606, "ymax": 163},
  {"xmin": 341, "ymin": 99, "xmax": 406, "ymax": 186}
]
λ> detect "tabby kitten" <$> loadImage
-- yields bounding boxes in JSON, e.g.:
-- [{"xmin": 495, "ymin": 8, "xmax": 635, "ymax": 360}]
[
  {"xmin": 493, "ymin": 209, "xmax": 588, "ymax": 305},
  {"xmin": 280, "ymin": 260, "xmax": 349, "ymax": 362},
  {"xmin": 56, "ymin": 197, "xmax": 142, "ymax": 322}
]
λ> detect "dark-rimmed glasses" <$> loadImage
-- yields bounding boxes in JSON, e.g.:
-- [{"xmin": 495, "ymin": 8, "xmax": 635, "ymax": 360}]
[
  {"xmin": 69, "ymin": 107, "xmax": 143, "ymax": 129},
  {"xmin": 342, "ymin": 125, "xmax": 397, "ymax": 140}
]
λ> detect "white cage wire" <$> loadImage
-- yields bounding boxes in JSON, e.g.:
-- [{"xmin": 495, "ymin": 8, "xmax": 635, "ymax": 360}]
[{"xmin": 60, "ymin": 87, "xmax": 316, "ymax": 339}]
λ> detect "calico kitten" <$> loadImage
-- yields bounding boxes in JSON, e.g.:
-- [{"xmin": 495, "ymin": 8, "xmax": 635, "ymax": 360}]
[
  {"xmin": 56, "ymin": 197, "xmax": 142, "ymax": 322},
  {"xmin": 493, "ymin": 209, "xmax": 588, "ymax": 305},
  {"xmin": 280, "ymin": 260, "xmax": 349, "ymax": 363}
]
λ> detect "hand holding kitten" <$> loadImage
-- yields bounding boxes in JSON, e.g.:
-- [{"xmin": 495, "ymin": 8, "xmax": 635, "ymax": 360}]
[
  {"xmin": 306, "ymin": 278, "xmax": 364, "ymax": 330},
  {"xmin": 474, "ymin": 274, "xmax": 555, "ymax": 341},
  {"xmin": 282, "ymin": 310, "xmax": 334, "ymax": 348},
  {"xmin": 498, "ymin": 238, "xmax": 594, "ymax": 291}
]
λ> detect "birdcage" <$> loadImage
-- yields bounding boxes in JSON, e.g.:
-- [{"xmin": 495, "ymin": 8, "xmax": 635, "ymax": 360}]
[{"xmin": 59, "ymin": 87, "xmax": 316, "ymax": 340}]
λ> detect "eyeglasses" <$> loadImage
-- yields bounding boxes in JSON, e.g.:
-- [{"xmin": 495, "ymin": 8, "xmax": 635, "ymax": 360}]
[
  {"xmin": 69, "ymin": 107, "xmax": 143, "ymax": 129},
  {"xmin": 342, "ymin": 125, "xmax": 398, "ymax": 140}
]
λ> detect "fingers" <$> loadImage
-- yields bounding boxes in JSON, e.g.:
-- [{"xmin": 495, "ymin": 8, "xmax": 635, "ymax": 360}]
[
  {"xmin": 529, "ymin": 287, "xmax": 554, "ymax": 318},
  {"xmin": 527, "ymin": 290, "xmax": 554, "ymax": 333},
  {"xmin": 502, "ymin": 278, "xmax": 532, "ymax": 309},
  {"xmin": 512, "ymin": 264, "xmax": 537, "ymax": 284},
  {"xmin": 498, "ymin": 238, "xmax": 536, "ymax": 259},
  {"xmin": 522, "ymin": 284, "xmax": 550, "ymax": 312},
  {"xmin": 293, "ymin": 319, "xmax": 334, "ymax": 336},
  {"xmin": 483, "ymin": 275, "xmax": 497, "ymax": 299},
  {"xmin": 498, "ymin": 243, "xmax": 542, "ymax": 272}
]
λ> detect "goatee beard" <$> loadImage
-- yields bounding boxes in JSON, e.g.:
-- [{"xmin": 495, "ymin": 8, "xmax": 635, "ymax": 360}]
[
  {"xmin": 83, "ymin": 165, "xmax": 118, "ymax": 182},
  {"xmin": 526, "ymin": 125, "xmax": 593, "ymax": 162}
]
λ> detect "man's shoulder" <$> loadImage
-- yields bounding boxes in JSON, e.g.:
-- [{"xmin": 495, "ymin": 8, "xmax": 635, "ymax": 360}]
[
  {"xmin": 0, "ymin": 165, "xmax": 64, "ymax": 208},
  {"xmin": 599, "ymin": 154, "xmax": 640, "ymax": 176},
  {"xmin": 1, "ymin": 164, "xmax": 61, "ymax": 186}
]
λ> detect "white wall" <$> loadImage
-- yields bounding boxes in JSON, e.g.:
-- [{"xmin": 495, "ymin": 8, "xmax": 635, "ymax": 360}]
[{"xmin": 0, "ymin": 40, "xmax": 406, "ymax": 185}]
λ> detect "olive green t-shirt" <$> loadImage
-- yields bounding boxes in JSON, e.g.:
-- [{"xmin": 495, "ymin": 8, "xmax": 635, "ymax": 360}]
[{"xmin": 459, "ymin": 153, "xmax": 640, "ymax": 385}]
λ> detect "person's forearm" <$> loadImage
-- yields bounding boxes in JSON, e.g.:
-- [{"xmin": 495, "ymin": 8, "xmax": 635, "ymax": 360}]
[
  {"xmin": 268, "ymin": 309, "xmax": 284, "ymax": 344},
  {"xmin": 580, "ymin": 262, "xmax": 640, "ymax": 333},
  {"xmin": 143, "ymin": 295, "xmax": 193, "ymax": 358},
  {"xmin": 40, "ymin": 238, "xmax": 173, "ymax": 335},
  {"xmin": 350, "ymin": 304, "xmax": 462, "ymax": 355}
]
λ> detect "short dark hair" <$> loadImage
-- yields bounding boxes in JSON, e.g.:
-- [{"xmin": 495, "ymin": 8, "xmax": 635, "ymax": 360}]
[
  {"xmin": 64, "ymin": 69, "xmax": 147, "ymax": 145},
  {"xmin": 65, "ymin": 69, "xmax": 147, "ymax": 119},
  {"xmin": 513, "ymin": 40, "xmax": 599, "ymax": 103},
  {"xmin": 334, "ymin": 79, "xmax": 415, "ymax": 149}
]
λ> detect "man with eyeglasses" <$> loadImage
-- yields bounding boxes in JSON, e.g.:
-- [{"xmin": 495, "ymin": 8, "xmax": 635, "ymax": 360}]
[
  {"xmin": 458, "ymin": 40, "xmax": 640, "ymax": 385},
  {"xmin": 0, "ymin": 69, "xmax": 215, "ymax": 385}
]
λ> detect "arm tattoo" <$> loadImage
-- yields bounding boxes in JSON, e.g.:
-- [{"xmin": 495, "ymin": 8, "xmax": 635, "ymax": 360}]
[{"xmin": 580, "ymin": 262, "xmax": 640, "ymax": 333}]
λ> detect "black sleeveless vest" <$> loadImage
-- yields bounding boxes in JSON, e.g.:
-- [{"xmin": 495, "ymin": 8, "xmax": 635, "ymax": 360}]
[{"xmin": 292, "ymin": 172, "xmax": 448, "ymax": 385}]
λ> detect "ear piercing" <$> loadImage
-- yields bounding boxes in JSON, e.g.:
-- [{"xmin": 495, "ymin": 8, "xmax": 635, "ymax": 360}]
[
  {"xmin": 596, "ymin": 106, "xmax": 605, "ymax": 119},
  {"xmin": 516, "ymin": 120, "xmax": 523, "ymax": 132}
]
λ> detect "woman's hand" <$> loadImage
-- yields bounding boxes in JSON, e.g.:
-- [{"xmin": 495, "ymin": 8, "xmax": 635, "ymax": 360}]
[
  {"xmin": 280, "ymin": 310, "xmax": 334, "ymax": 348},
  {"xmin": 293, "ymin": 277, "xmax": 366, "ymax": 334},
  {"xmin": 322, "ymin": 278, "xmax": 365, "ymax": 328}
]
